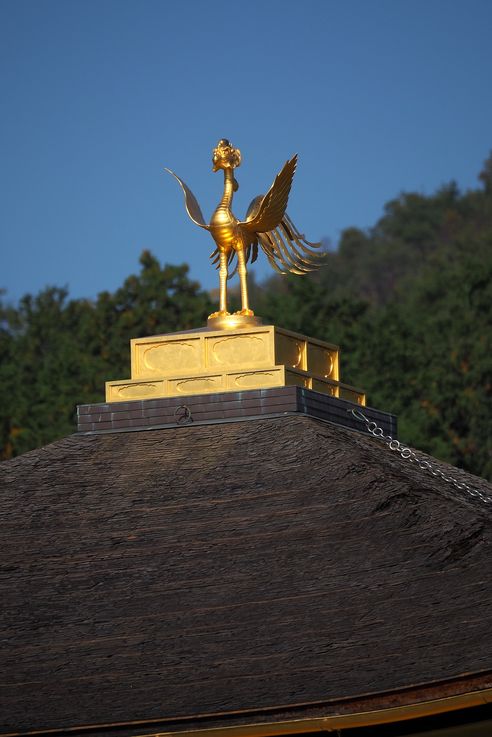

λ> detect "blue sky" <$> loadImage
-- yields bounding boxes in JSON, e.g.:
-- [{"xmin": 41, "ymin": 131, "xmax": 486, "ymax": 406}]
[{"xmin": 1, "ymin": 0, "xmax": 491, "ymax": 301}]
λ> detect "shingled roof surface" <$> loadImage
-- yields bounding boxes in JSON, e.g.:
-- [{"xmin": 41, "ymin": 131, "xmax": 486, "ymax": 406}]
[{"xmin": 1, "ymin": 415, "xmax": 492, "ymax": 734}]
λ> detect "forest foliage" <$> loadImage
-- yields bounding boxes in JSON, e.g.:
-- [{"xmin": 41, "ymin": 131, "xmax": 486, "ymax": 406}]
[{"xmin": 1, "ymin": 156, "xmax": 492, "ymax": 480}]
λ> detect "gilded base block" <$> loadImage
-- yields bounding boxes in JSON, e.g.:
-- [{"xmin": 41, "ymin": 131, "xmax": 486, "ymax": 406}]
[
  {"xmin": 105, "ymin": 324, "xmax": 366, "ymax": 406},
  {"xmin": 207, "ymin": 313, "xmax": 264, "ymax": 330}
]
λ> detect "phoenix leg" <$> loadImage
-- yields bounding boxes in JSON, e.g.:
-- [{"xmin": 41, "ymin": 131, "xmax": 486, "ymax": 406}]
[
  {"xmin": 219, "ymin": 250, "xmax": 228, "ymax": 313},
  {"xmin": 208, "ymin": 251, "xmax": 230, "ymax": 318},
  {"xmin": 236, "ymin": 248, "xmax": 254, "ymax": 316}
]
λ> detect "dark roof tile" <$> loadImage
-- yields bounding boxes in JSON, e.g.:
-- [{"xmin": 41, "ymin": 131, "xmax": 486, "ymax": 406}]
[{"xmin": 1, "ymin": 416, "xmax": 491, "ymax": 734}]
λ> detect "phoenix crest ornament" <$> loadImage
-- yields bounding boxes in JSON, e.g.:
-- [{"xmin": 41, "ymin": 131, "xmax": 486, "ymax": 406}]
[{"xmin": 165, "ymin": 139, "xmax": 325, "ymax": 326}]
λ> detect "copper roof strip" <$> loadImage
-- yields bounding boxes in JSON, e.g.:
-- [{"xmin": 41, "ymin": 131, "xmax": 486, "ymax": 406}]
[{"xmin": 4, "ymin": 687, "xmax": 492, "ymax": 737}]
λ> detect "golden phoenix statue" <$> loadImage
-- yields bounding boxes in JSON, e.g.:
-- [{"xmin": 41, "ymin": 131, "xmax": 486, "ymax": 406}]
[{"xmin": 166, "ymin": 139, "xmax": 324, "ymax": 327}]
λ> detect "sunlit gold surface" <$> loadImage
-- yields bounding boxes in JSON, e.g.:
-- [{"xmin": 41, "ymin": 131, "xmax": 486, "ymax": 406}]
[
  {"xmin": 108, "ymin": 141, "xmax": 368, "ymax": 405},
  {"xmin": 105, "ymin": 325, "xmax": 365, "ymax": 404},
  {"xmin": 165, "ymin": 139, "xmax": 325, "ymax": 320},
  {"xmin": 207, "ymin": 313, "xmax": 263, "ymax": 331}
]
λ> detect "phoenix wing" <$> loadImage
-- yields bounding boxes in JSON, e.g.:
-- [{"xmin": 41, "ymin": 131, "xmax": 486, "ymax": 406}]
[
  {"xmin": 239, "ymin": 157, "xmax": 325, "ymax": 275},
  {"xmin": 165, "ymin": 168, "xmax": 210, "ymax": 229},
  {"xmin": 240, "ymin": 155, "xmax": 297, "ymax": 235}
]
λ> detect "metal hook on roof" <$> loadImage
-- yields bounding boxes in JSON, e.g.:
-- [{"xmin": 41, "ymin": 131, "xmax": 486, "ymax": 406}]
[
  {"xmin": 347, "ymin": 407, "xmax": 368, "ymax": 423},
  {"xmin": 174, "ymin": 405, "xmax": 193, "ymax": 425}
]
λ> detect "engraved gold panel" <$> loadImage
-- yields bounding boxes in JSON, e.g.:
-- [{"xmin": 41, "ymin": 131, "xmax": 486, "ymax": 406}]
[
  {"xmin": 312, "ymin": 378, "xmax": 338, "ymax": 397},
  {"xmin": 339, "ymin": 385, "xmax": 366, "ymax": 406},
  {"xmin": 285, "ymin": 370, "xmax": 311, "ymax": 389},
  {"xmin": 228, "ymin": 368, "xmax": 283, "ymax": 390},
  {"xmin": 168, "ymin": 375, "xmax": 223, "ymax": 396},
  {"xmin": 207, "ymin": 333, "xmax": 270, "ymax": 368},
  {"xmin": 275, "ymin": 332, "xmax": 306, "ymax": 370},
  {"xmin": 106, "ymin": 380, "xmax": 165, "ymax": 402},
  {"xmin": 308, "ymin": 343, "xmax": 339, "ymax": 380},
  {"xmin": 107, "ymin": 323, "xmax": 367, "ymax": 404},
  {"xmin": 142, "ymin": 340, "xmax": 201, "ymax": 375}
]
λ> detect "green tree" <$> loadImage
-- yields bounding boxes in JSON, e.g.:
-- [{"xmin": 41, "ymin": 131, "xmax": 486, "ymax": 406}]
[
  {"xmin": 94, "ymin": 251, "xmax": 213, "ymax": 379},
  {"xmin": 2, "ymin": 154, "xmax": 492, "ymax": 481},
  {"xmin": 0, "ymin": 253, "xmax": 213, "ymax": 458},
  {"xmin": 256, "ymin": 153, "xmax": 492, "ymax": 480}
]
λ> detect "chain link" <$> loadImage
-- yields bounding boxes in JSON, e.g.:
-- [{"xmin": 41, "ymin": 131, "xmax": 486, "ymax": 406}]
[{"xmin": 348, "ymin": 408, "xmax": 492, "ymax": 506}]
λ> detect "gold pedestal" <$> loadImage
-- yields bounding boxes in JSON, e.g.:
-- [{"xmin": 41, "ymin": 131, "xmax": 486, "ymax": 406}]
[
  {"xmin": 105, "ymin": 323, "xmax": 365, "ymax": 405},
  {"xmin": 207, "ymin": 313, "xmax": 263, "ymax": 330}
]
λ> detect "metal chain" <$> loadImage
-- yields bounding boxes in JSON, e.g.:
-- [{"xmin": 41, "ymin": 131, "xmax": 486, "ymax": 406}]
[{"xmin": 348, "ymin": 408, "xmax": 492, "ymax": 506}]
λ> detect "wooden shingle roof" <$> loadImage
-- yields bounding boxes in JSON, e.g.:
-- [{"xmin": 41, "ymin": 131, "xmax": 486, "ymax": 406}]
[{"xmin": 1, "ymin": 415, "xmax": 492, "ymax": 735}]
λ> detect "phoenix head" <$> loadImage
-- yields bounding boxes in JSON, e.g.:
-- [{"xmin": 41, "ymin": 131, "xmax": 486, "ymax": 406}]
[{"xmin": 212, "ymin": 139, "xmax": 241, "ymax": 172}]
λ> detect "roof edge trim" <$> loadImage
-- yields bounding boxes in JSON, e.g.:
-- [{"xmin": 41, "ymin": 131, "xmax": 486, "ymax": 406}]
[
  {"xmin": 4, "ymin": 687, "xmax": 492, "ymax": 737},
  {"xmin": 121, "ymin": 688, "xmax": 492, "ymax": 735}
]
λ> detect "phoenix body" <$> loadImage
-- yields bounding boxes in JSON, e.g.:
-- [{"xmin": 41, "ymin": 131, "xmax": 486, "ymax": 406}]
[{"xmin": 165, "ymin": 139, "xmax": 324, "ymax": 319}]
